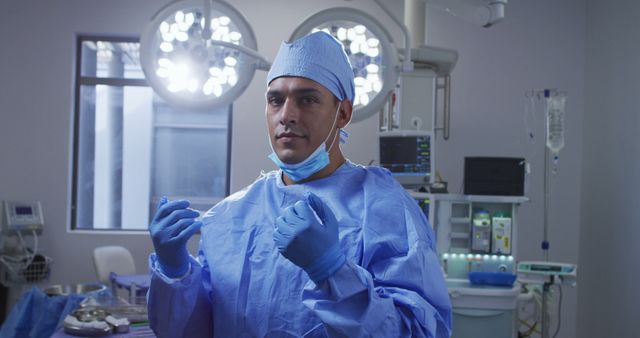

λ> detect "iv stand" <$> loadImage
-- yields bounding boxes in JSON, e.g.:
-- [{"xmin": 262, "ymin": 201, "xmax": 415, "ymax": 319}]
[
  {"xmin": 527, "ymin": 88, "xmax": 566, "ymax": 338},
  {"xmin": 541, "ymin": 136, "xmax": 552, "ymax": 338},
  {"xmin": 541, "ymin": 89, "xmax": 552, "ymax": 338},
  {"xmin": 527, "ymin": 88, "xmax": 565, "ymax": 263}
]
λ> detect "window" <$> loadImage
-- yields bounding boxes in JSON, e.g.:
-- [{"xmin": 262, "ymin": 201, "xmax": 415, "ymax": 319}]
[{"xmin": 71, "ymin": 36, "xmax": 231, "ymax": 231}]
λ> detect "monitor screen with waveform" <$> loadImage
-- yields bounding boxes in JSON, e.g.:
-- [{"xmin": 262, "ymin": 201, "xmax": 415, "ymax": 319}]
[{"xmin": 379, "ymin": 132, "xmax": 432, "ymax": 186}]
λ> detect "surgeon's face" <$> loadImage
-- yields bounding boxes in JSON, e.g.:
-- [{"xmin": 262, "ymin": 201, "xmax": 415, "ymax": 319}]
[{"xmin": 265, "ymin": 77, "xmax": 342, "ymax": 164}]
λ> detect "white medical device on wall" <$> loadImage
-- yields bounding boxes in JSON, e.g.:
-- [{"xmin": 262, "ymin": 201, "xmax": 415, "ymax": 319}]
[
  {"xmin": 403, "ymin": 0, "xmax": 507, "ymax": 139},
  {"xmin": 2, "ymin": 201, "xmax": 44, "ymax": 235},
  {"xmin": 140, "ymin": 0, "xmax": 271, "ymax": 110},
  {"xmin": 0, "ymin": 200, "xmax": 51, "ymax": 287}
]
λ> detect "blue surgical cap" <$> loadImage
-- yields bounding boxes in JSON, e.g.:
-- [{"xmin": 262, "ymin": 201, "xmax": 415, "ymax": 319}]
[{"xmin": 266, "ymin": 31, "xmax": 355, "ymax": 102}]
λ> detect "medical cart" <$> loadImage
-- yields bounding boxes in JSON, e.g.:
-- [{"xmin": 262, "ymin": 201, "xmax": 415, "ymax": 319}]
[{"xmin": 413, "ymin": 193, "xmax": 528, "ymax": 338}]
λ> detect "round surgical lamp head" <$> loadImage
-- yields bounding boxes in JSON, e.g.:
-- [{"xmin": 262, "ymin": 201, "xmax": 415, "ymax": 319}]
[
  {"xmin": 140, "ymin": 0, "xmax": 263, "ymax": 110},
  {"xmin": 289, "ymin": 7, "xmax": 399, "ymax": 123}
]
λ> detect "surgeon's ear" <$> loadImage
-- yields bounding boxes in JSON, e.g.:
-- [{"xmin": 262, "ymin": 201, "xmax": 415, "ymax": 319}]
[{"xmin": 337, "ymin": 100, "xmax": 353, "ymax": 128}]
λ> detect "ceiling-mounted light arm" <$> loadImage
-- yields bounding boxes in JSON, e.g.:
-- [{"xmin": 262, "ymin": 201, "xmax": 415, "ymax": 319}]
[
  {"xmin": 209, "ymin": 39, "xmax": 272, "ymax": 70},
  {"xmin": 373, "ymin": 0, "xmax": 413, "ymax": 72},
  {"xmin": 199, "ymin": 0, "xmax": 270, "ymax": 69},
  {"xmin": 202, "ymin": 0, "xmax": 212, "ymax": 39},
  {"xmin": 424, "ymin": 0, "xmax": 507, "ymax": 28},
  {"xmin": 198, "ymin": 0, "xmax": 269, "ymax": 70}
]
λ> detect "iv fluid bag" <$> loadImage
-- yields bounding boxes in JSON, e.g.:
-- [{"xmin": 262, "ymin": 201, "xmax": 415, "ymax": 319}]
[{"xmin": 546, "ymin": 94, "xmax": 566, "ymax": 153}]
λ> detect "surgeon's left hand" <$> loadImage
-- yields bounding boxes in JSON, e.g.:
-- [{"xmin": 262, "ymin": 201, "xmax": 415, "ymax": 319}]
[{"xmin": 273, "ymin": 192, "xmax": 346, "ymax": 284}]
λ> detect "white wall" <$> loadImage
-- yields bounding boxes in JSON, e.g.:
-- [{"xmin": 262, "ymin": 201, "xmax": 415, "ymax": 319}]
[
  {"xmin": 578, "ymin": 0, "xmax": 640, "ymax": 337},
  {"xmin": 0, "ymin": 1, "xmax": 587, "ymax": 337}
]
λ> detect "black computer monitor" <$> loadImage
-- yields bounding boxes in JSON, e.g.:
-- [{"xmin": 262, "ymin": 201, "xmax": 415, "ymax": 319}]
[{"xmin": 379, "ymin": 131, "xmax": 433, "ymax": 186}]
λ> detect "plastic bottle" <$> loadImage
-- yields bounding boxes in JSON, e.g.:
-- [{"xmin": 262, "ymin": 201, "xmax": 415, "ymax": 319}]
[{"xmin": 546, "ymin": 94, "xmax": 566, "ymax": 153}]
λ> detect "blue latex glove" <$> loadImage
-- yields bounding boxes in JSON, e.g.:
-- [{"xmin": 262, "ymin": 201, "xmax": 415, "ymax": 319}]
[
  {"xmin": 149, "ymin": 197, "xmax": 202, "ymax": 278},
  {"xmin": 273, "ymin": 192, "xmax": 346, "ymax": 283}
]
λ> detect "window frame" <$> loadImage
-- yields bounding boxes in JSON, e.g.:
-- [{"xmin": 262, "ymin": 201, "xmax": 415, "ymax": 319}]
[{"xmin": 70, "ymin": 34, "xmax": 232, "ymax": 232}]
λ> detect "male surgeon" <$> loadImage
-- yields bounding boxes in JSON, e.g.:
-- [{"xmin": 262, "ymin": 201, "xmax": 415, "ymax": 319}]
[{"xmin": 147, "ymin": 31, "xmax": 452, "ymax": 337}]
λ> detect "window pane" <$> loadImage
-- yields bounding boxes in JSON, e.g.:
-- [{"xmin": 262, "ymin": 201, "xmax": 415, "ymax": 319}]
[
  {"xmin": 80, "ymin": 40, "xmax": 144, "ymax": 79},
  {"xmin": 75, "ymin": 85, "xmax": 97, "ymax": 230},
  {"xmin": 122, "ymin": 87, "xmax": 154, "ymax": 230},
  {"xmin": 73, "ymin": 37, "xmax": 230, "ymax": 231},
  {"xmin": 77, "ymin": 84, "xmax": 154, "ymax": 230},
  {"xmin": 152, "ymin": 125, "xmax": 229, "ymax": 211},
  {"xmin": 155, "ymin": 104, "xmax": 229, "ymax": 126},
  {"xmin": 92, "ymin": 84, "xmax": 124, "ymax": 229}
]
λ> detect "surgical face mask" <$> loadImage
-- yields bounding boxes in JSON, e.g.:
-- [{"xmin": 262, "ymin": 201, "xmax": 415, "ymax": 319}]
[{"xmin": 268, "ymin": 102, "xmax": 341, "ymax": 182}]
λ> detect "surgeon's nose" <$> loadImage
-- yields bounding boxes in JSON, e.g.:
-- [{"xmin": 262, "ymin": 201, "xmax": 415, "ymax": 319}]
[{"xmin": 280, "ymin": 99, "xmax": 298, "ymax": 125}]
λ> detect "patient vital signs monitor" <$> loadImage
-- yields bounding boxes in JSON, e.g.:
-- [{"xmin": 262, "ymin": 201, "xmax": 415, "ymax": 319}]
[{"xmin": 379, "ymin": 131, "xmax": 433, "ymax": 187}]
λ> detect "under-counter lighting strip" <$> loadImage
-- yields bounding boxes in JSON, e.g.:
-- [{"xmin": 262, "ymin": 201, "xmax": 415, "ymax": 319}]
[{"xmin": 442, "ymin": 253, "xmax": 514, "ymax": 262}]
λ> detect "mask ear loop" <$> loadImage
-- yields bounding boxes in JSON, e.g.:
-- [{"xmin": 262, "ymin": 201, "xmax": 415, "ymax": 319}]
[
  {"xmin": 265, "ymin": 103, "xmax": 279, "ymax": 155},
  {"xmin": 325, "ymin": 102, "xmax": 342, "ymax": 153}
]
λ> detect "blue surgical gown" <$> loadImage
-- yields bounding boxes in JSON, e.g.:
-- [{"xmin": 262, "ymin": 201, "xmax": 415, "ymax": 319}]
[{"xmin": 147, "ymin": 161, "xmax": 452, "ymax": 337}]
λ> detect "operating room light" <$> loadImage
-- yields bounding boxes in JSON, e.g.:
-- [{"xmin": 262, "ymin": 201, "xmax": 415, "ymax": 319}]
[
  {"xmin": 140, "ymin": 0, "xmax": 269, "ymax": 110},
  {"xmin": 290, "ymin": 8, "xmax": 399, "ymax": 123}
]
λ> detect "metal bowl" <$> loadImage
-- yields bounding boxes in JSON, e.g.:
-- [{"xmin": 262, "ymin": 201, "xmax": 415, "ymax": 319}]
[{"xmin": 43, "ymin": 283, "xmax": 107, "ymax": 297}]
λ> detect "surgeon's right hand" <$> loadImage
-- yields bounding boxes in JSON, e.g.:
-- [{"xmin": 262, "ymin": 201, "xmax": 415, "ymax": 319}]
[{"xmin": 149, "ymin": 197, "xmax": 202, "ymax": 278}]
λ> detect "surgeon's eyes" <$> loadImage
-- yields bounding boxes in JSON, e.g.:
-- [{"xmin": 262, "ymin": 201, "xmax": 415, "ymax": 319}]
[
  {"xmin": 267, "ymin": 97, "xmax": 284, "ymax": 106},
  {"xmin": 299, "ymin": 96, "xmax": 319, "ymax": 105},
  {"xmin": 267, "ymin": 95, "xmax": 320, "ymax": 108}
]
